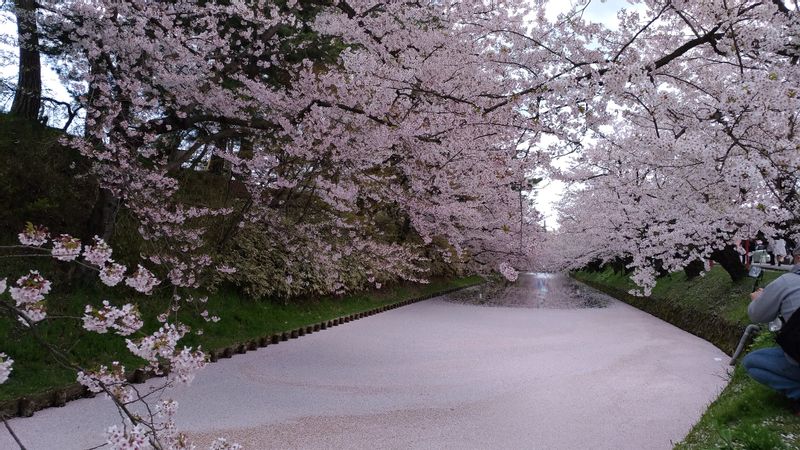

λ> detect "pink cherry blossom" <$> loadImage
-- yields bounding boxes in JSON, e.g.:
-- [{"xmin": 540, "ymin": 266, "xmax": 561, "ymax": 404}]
[
  {"xmin": 17, "ymin": 223, "xmax": 48, "ymax": 247},
  {"xmin": 498, "ymin": 262, "xmax": 519, "ymax": 283},
  {"xmin": 15, "ymin": 0, "xmax": 800, "ymax": 446},
  {"xmin": 83, "ymin": 301, "xmax": 144, "ymax": 336},
  {"xmin": 9, "ymin": 271, "xmax": 51, "ymax": 304},
  {"xmin": 125, "ymin": 323, "xmax": 188, "ymax": 369},
  {"xmin": 99, "ymin": 262, "xmax": 127, "ymax": 287},
  {"xmin": 125, "ymin": 265, "xmax": 160, "ymax": 295},
  {"xmin": 9, "ymin": 271, "xmax": 51, "ymax": 323},
  {"xmin": 168, "ymin": 347, "xmax": 207, "ymax": 385},
  {"xmin": 104, "ymin": 423, "xmax": 148, "ymax": 450},
  {"xmin": 77, "ymin": 362, "xmax": 135, "ymax": 404},
  {"xmin": 83, "ymin": 236, "xmax": 113, "ymax": 266},
  {"xmin": 51, "ymin": 234, "xmax": 82, "ymax": 261},
  {"xmin": 200, "ymin": 310, "xmax": 220, "ymax": 323}
]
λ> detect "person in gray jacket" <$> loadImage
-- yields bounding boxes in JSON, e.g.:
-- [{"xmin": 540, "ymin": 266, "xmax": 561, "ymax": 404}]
[{"xmin": 743, "ymin": 246, "xmax": 800, "ymax": 415}]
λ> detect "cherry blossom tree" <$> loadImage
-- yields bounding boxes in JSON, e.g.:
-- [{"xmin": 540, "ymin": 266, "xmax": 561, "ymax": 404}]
[
  {"xmin": 1, "ymin": 1, "xmax": 547, "ymax": 447},
  {"xmin": 29, "ymin": 0, "xmax": 544, "ymax": 287},
  {"xmin": 1, "ymin": 225, "xmax": 222, "ymax": 448},
  {"xmin": 11, "ymin": 0, "xmax": 800, "ymax": 445},
  {"xmin": 534, "ymin": 0, "xmax": 800, "ymax": 292}
]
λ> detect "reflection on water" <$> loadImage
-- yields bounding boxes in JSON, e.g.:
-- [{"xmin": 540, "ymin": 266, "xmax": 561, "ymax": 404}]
[{"xmin": 447, "ymin": 272, "xmax": 611, "ymax": 309}]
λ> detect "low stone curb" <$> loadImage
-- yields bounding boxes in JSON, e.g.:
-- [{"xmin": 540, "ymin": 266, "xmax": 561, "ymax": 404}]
[{"xmin": 0, "ymin": 281, "xmax": 481, "ymax": 419}]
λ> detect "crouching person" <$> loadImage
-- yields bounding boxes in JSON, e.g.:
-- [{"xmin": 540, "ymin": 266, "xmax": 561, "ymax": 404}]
[{"xmin": 743, "ymin": 247, "xmax": 800, "ymax": 415}]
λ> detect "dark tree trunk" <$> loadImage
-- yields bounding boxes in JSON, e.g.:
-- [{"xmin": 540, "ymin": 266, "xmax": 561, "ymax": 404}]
[
  {"xmin": 610, "ymin": 256, "xmax": 633, "ymax": 275},
  {"xmin": 711, "ymin": 245, "xmax": 748, "ymax": 281},
  {"xmin": 683, "ymin": 259, "xmax": 705, "ymax": 279},
  {"xmin": 84, "ymin": 60, "xmax": 121, "ymax": 241},
  {"xmin": 238, "ymin": 138, "xmax": 254, "ymax": 160},
  {"xmin": 10, "ymin": 0, "xmax": 41, "ymax": 121},
  {"xmin": 87, "ymin": 188, "xmax": 120, "ymax": 241},
  {"xmin": 207, "ymin": 148, "xmax": 227, "ymax": 175}
]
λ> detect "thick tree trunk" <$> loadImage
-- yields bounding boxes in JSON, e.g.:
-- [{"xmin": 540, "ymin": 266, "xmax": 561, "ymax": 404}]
[
  {"xmin": 238, "ymin": 138, "xmax": 254, "ymax": 160},
  {"xmin": 87, "ymin": 188, "xmax": 121, "ymax": 242},
  {"xmin": 207, "ymin": 147, "xmax": 227, "ymax": 175},
  {"xmin": 683, "ymin": 259, "xmax": 705, "ymax": 279},
  {"xmin": 84, "ymin": 60, "xmax": 120, "ymax": 241},
  {"xmin": 711, "ymin": 245, "xmax": 748, "ymax": 281},
  {"xmin": 10, "ymin": 0, "xmax": 41, "ymax": 121}
]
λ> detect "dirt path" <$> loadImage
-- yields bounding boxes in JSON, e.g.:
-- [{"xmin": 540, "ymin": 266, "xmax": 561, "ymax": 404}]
[{"xmin": 1, "ymin": 274, "xmax": 729, "ymax": 449}]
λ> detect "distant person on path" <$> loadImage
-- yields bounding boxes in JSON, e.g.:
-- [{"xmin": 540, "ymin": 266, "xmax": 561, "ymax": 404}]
[
  {"xmin": 736, "ymin": 240, "xmax": 747, "ymax": 264},
  {"xmin": 743, "ymin": 247, "xmax": 800, "ymax": 415},
  {"xmin": 775, "ymin": 238, "xmax": 788, "ymax": 267},
  {"xmin": 767, "ymin": 239, "xmax": 775, "ymax": 265}
]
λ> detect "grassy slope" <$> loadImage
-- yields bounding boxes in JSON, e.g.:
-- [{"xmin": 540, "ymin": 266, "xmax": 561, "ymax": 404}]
[
  {"xmin": 573, "ymin": 267, "xmax": 800, "ymax": 449},
  {"xmin": 0, "ymin": 276, "xmax": 481, "ymax": 402},
  {"xmin": 0, "ymin": 115, "xmax": 96, "ymax": 244},
  {"xmin": 678, "ymin": 333, "xmax": 800, "ymax": 450},
  {"xmin": 574, "ymin": 266, "xmax": 781, "ymax": 325}
]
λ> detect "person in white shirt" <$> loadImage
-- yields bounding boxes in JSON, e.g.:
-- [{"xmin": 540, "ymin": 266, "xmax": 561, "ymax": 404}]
[{"xmin": 775, "ymin": 238, "xmax": 788, "ymax": 267}]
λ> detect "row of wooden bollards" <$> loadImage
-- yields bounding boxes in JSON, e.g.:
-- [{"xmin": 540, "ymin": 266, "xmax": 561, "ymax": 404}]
[{"xmin": 0, "ymin": 282, "xmax": 481, "ymax": 419}]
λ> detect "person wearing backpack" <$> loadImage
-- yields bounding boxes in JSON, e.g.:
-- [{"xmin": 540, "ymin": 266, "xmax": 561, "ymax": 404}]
[{"xmin": 743, "ymin": 246, "xmax": 800, "ymax": 415}]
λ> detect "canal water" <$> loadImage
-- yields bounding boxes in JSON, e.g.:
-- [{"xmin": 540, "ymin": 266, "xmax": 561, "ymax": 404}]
[
  {"xmin": 1, "ymin": 272, "xmax": 729, "ymax": 450},
  {"xmin": 448, "ymin": 272, "xmax": 612, "ymax": 309}
]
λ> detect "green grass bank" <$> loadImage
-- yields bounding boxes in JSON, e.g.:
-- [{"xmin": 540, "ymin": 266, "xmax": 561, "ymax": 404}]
[
  {"xmin": 573, "ymin": 267, "xmax": 800, "ymax": 449},
  {"xmin": 0, "ymin": 276, "xmax": 481, "ymax": 411}
]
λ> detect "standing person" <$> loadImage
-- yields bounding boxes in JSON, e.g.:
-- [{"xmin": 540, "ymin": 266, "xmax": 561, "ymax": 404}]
[
  {"xmin": 736, "ymin": 240, "xmax": 747, "ymax": 264},
  {"xmin": 755, "ymin": 239, "xmax": 765, "ymax": 264},
  {"xmin": 775, "ymin": 237, "xmax": 788, "ymax": 267},
  {"xmin": 767, "ymin": 239, "xmax": 775, "ymax": 265},
  {"xmin": 743, "ymin": 247, "xmax": 800, "ymax": 415}
]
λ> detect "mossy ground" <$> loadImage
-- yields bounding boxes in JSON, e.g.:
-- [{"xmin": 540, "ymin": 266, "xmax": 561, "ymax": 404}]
[{"xmin": 573, "ymin": 267, "xmax": 800, "ymax": 449}]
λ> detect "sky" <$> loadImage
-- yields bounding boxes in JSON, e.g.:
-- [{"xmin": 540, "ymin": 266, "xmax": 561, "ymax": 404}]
[
  {"xmin": 535, "ymin": 0, "xmax": 638, "ymax": 228},
  {"xmin": 0, "ymin": 0, "xmax": 638, "ymax": 228},
  {"xmin": 0, "ymin": 11, "xmax": 71, "ymax": 109}
]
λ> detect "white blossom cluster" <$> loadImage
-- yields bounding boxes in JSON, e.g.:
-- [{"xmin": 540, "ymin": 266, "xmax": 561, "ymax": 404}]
[
  {"xmin": 126, "ymin": 324, "xmax": 188, "ymax": 364},
  {"xmin": 0, "ymin": 353, "xmax": 13, "ymax": 384},
  {"xmin": 83, "ymin": 301, "xmax": 144, "ymax": 336},
  {"xmin": 200, "ymin": 309, "xmax": 220, "ymax": 323},
  {"xmin": 51, "ymin": 234, "xmax": 82, "ymax": 261},
  {"xmin": 104, "ymin": 423, "xmax": 148, "ymax": 450},
  {"xmin": 125, "ymin": 265, "xmax": 161, "ymax": 295},
  {"xmin": 100, "ymin": 262, "xmax": 128, "ymax": 287},
  {"xmin": 9, "ymin": 270, "xmax": 51, "ymax": 323},
  {"xmin": 168, "ymin": 347, "xmax": 207, "ymax": 385},
  {"xmin": 17, "ymin": 223, "xmax": 48, "ymax": 246},
  {"xmin": 498, "ymin": 262, "xmax": 519, "ymax": 282},
  {"xmin": 84, "ymin": 236, "xmax": 114, "ymax": 266},
  {"xmin": 77, "ymin": 362, "xmax": 135, "ymax": 403}
]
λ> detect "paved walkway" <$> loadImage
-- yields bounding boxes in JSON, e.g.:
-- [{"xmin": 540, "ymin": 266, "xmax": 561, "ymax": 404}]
[
  {"xmin": 1, "ymin": 274, "xmax": 729, "ymax": 449},
  {"xmin": 754, "ymin": 262, "xmax": 794, "ymax": 272}
]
